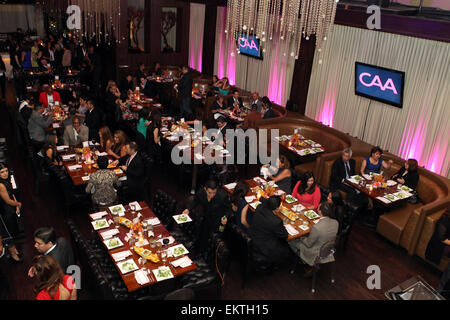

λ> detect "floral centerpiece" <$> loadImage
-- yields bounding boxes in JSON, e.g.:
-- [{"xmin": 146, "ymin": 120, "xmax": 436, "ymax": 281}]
[{"xmin": 82, "ymin": 147, "xmax": 93, "ymax": 163}]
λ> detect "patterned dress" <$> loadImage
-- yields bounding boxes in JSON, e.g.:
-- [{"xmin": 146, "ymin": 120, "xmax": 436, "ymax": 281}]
[{"xmin": 85, "ymin": 169, "xmax": 121, "ymax": 205}]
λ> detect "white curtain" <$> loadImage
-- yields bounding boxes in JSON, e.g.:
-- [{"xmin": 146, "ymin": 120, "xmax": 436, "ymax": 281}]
[
  {"xmin": 188, "ymin": 3, "xmax": 205, "ymax": 72},
  {"xmin": 0, "ymin": 5, "xmax": 45, "ymax": 36},
  {"xmin": 213, "ymin": 7, "xmax": 296, "ymax": 106},
  {"xmin": 306, "ymin": 25, "xmax": 450, "ymax": 178}
]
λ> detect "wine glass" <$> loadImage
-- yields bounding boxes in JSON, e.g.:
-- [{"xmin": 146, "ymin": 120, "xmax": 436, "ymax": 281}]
[
  {"xmin": 113, "ymin": 216, "xmax": 120, "ymax": 229},
  {"xmin": 139, "ymin": 257, "xmax": 147, "ymax": 272},
  {"xmin": 130, "ymin": 204, "xmax": 136, "ymax": 216},
  {"xmin": 160, "ymin": 251, "xmax": 167, "ymax": 265}
]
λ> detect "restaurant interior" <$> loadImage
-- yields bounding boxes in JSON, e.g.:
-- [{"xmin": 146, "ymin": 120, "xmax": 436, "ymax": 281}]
[{"xmin": 0, "ymin": 0, "xmax": 449, "ymax": 302}]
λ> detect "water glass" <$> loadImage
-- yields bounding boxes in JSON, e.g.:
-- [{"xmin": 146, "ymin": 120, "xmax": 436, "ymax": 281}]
[
  {"xmin": 150, "ymin": 239, "xmax": 156, "ymax": 249},
  {"xmin": 160, "ymin": 251, "xmax": 167, "ymax": 265},
  {"xmin": 130, "ymin": 204, "xmax": 136, "ymax": 215}
]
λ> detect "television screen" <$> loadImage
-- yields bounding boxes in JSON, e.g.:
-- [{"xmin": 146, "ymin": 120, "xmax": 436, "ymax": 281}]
[
  {"xmin": 236, "ymin": 33, "xmax": 263, "ymax": 60},
  {"xmin": 355, "ymin": 62, "xmax": 405, "ymax": 108}
]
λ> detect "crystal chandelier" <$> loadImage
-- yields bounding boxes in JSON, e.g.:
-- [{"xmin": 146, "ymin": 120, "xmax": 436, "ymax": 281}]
[{"xmin": 225, "ymin": 0, "xmax": 339, "ymax": 59}]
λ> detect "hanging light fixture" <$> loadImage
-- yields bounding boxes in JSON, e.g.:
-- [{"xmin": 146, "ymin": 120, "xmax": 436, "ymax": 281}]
[{"xmin": 225, "ymin": 0, "xmax": 338, "ymax": 59}]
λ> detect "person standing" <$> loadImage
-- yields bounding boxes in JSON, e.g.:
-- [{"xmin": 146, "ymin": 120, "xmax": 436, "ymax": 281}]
[
  {"xmin": 177, "ymin": 65, "xmax": 193, "ymax": 120},
  {"xmin": 84, "ymin": 99, "xmax": 103, "ymax": 141}
]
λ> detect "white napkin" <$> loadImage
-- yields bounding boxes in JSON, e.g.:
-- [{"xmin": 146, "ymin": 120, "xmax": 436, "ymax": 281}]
[
  {"xmin": 146, "ymin": 217, "xmax": 161, "ymax": 226},
  {"xmin": 347, "ymin": 178, "xmax": 359, "ymax": 184},
  {"xmin": 224, "ymin": 182, "xmax": 237, "ymax": 190},
  {"xmin": 129, "ymin": 201, "xmax": 142, "ymax": 211},
  {"xmin": 90, "ymin": 211, "xmax": 108, "ymax": 220},
  {"xmin": 52, "ymin": 123, "xmax": 60, "ymax": 128},
  {"xmin": 100, "ymin": 228, "xmax": 120, "ymax": 240},
  {"xmin": 119, "ymin": 176, "xmax": 127, "ymax": 181},
  {"xmin": 88, "ymin": 141, "xmax": 100, "ymax": 146},
  {"xmin": 260, "ymin": 167, "xmax": 270, "ymax": 178},
  {"xmin": 134, "ymin": 269, "xmax": 150, "ymax": 285},
  {"xmin": 166, "ymin": 135, "xmax": 179, "ymax": 141},
  {"xmin": 377, "ymin": 196, "xmax": 391, "ymax": 204},
  {"xmin": 176, "ymin": 144, "xmax": 190, "ymax": 150},
  {"xmin": 171, "ymin": 256, "xmax": 193, "ymax": 268},
  {"xmin": 111, "ymin": 250, "xmax": 132, "ymax": 262},
  {"xmin": 68, "ymin": 164, "xmax": 82, "ymax": 171},
  {"xmin": 82, "ymin": 176, "xmax": 90, "ymax": 181},
  {"xmin": 245, "ymin": 196, "xmax": 256, "ymax": 203},
  {"xmin": 62, "ymin": 154, "xmax": 75, "ymax": 161},
  {"xmin": 285, "ymin": 224, "xmax": 300, "ymax": 236},
  {"xmin": 299, "ymin": 224, "xmax": 310, "ymax": 231},
  {"xmin": 292, "ymin": 204, "xmax": 306, "ymax": 212},
  {"xmin": 363, "ymin": 174, "xmax": 372, "ymax": 180},
  {"xmin": 95, "ymin": 151, "xmax": 108, "ymax": 156},
  {"xmin": 56, "ymin": 145, "xmax": 69, "ymax": 151},
  {"xmin": 10, "ymin": 175, "xmax": 17, "ymax": 190}
]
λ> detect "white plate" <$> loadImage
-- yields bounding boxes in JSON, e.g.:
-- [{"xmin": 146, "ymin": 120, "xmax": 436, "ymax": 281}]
[
  {"xmin": 168, "ymin": 244, "xmax": 189, "ymax": 258},
  {"xmin": 386, "ymin": 180, "xmax": 397, "ymax": 187},
  {"xmin": 304, "ymin": 210, "xmax": 320, "ymax": 220},
  {"xmin": 173, "ymin": 214, "xmax": 193, "ymax": 224},
  {"xmin": 117, "ymin": 259, "xmax": 139, "ymax": 274},
  {"xmin": 109, "ymin": 204, "xmax": 126, "ymax": 216},
  {"xmin": 91, "ymin": 219, "xmax": 109, "ymax": 230},
  {"xmin": 104, "ymin": 237, "xmax": 124, "ymax": 250},
  {"xmin": 249, "ymin": 201, "xmax": 261, "ymax": 210},
  {"xmin": 152, "ymin": 266, "xmax": 174, "ymax": 282},
  {"xmin": 284, "ymin": 195, "xmax": 298, "ymax": 204}
]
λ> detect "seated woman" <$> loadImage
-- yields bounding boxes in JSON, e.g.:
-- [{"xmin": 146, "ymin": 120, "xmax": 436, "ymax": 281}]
[
  {"xmin": 262, "ymin": 155, "xmax": 292, "ymax": 194},
  {"xmin": 248, "ymin": 196, "xmax": 290, "ymax": 267},
  {"xmin": 30, "ymin": 255, "xmax": 77, "ymax": 300},
  {"xmin": 360, "ymin": 146, "xmax": 393, "ymax": 176},
  {"xmin": 210, "ymin": 94, "xmax": 226, "ymax": 113},
  {"xmin": 218, "ymin": 77, "xmax": 231, "ymax": 96},
  {"xmin": 98, "ymin": 126, "xmax": 114, "ymax": 154},
  {"xmin": 86, "ymin": 156, "xmax": 121, "ymax": 207},
  {"xmin": 391, "ymin": 158, "xmax": 419, "ymax": 190},
  {"xmin": 108, "ymin": 130, "xmax": 128, "ymax": 160},
  {"xmin": 292, "ymin": 171, "xmax": 321, "ymax": 210},
  {"xmin": 210, "ymin": 75, "xmax": 220, "ymax": 92},
  {"xmin": 327, "ymin": 190, "xmax": 349, "ymax": 236},
  {"xmin": 425, "ymin": 207, "xmax": 450, "ymax": 265},
  {"xmin": 145, "ymin": 110, "xmax": 162, "ymax": 164},
  {"xmin": 288, "ymin": 201, "xmax": 339, "ymax": 275},
  {"xmin": 41, "ymin": 133, "xmax": 63, "ymax": 167},
  {"xmin": 137, "ymin": 108, "xmax": 150, "ymax": 139},
  {"xmin": 0, "ymin": 163, "xmax": 22, "ymax": 262},
  {"xmin": 231, "ymin": 181, "xmax": 251, "ymax": 230},
  {"xmin": 118, "ymin": 93, "xmax": 136, "ymax": 122}
]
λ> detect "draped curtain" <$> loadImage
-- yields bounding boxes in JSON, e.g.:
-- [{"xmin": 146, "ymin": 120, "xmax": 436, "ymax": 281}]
[
  {"xmin": 213, "ymin": 6, "xmax": 296, "ymax": 106},
  {"xmin": 306, "ymin": 25, "xmax": 450, "ymax": 178},
  {"xmin": 188, "ymin": 3, "xmax": 205, "ymax": 72},
  {"xmin": 0, "ymin": 5, "xmax": 45, "ymax": 36}
]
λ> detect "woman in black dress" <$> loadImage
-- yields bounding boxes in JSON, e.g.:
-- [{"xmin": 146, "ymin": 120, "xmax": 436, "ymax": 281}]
[
  {"xmin": 391, "ymin": 158, "xmax": 420, "ymax": 190},
  {"xmin": 41, "ymin": 133, "xmax": 63, "ymax": 167},
  {"xmin": 145, "ymin": 109, "xmax": 162, "ymax": 164},
  {"xmin": 0, "ymin": 163, "xmax": 22, "ymax": 262}
]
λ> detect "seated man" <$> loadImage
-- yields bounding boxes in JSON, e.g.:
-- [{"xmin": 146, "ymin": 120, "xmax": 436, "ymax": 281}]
[
  {"xmin": 227, "ymin": 89, "xmax": 244, "ymax": 111},
  {"xmin": 329, "ymin": 148, "xmax": 358, "ymax": 201},
  {"xmin": 39, "ymin": 85, "xmax": 62, "ymax": 108},
  {"xmin": 31, "ymin": 227, "xmax": 74, "ymax": 273},
  {"xmin": 238, "ymin": 105, "xmax": 262, "ymax": 130},
  {"xmin": 28, "ymin": 104, "xmax": 53, "ymax": 150},
  {"xmin": 288, "ymin": 202, "xmax": 338, "ymax": 276},
  {"xmin": 119, "ymin": 74, "xmax": 134, "ymax": 94},
  {"xmin": 63, "ymin": 116, "xmax": 89, "ymax": 146},
  {"xmin": 250, "ymin": 92, "xmax": 263, "ymax": 113},
  {"xmin": 182, "ymin": 180, "xmax": 231, "ymax": 251}
]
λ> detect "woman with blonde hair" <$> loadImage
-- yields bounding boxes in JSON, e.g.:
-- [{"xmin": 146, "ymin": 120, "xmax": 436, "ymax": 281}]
[
  {"xmin": 98, "ymin": 126, "xmax": 114, "ymax": 154},
  {"xmin": 108, "ymin": 130, "xmax": 128, "ymax": 159},
  {"xmin": 30, "ymin": 255, "xmax": 77, "ymax": 300}
]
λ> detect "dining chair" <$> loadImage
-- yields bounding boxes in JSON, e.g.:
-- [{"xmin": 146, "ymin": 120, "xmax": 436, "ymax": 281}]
[{"xmin": 311, "ymin": 239, "xmax": 337, "ymax": 293}]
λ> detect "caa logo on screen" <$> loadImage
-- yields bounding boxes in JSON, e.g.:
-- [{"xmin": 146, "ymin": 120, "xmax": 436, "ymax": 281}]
[
  {"xmin": 236, "ymin": 33, "xmax": 262, "ymax": 59},
  {"xmin": 355, "ymin": 62, "xmax": 405, "ymax": 108}
]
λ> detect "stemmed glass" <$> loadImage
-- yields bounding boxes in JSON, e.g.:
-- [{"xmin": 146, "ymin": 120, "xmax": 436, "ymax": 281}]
[
  {"xmin": 113, "ymin": 216, "xmax": 120, "ymax": 230},
  {"xmin": 139, "ymin": 257, "xmax": 147, "ymax": 273},
  {"xmin": 130, "ymin": 204, "xmax": 136, "ymax": 217},
  {"xmin": 160, "ymin": 250, "xmax": 167, "ymax": 266}
]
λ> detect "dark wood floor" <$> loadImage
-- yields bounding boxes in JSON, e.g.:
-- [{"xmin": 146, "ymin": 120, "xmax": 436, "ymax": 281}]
[{"xmin": 0, "ymin": 80, "xmax": 443, "ymax": 300}]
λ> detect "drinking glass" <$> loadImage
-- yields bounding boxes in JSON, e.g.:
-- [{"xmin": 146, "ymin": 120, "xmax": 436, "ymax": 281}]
[
  {"xmin": 283, "ymin": 218, "xmax": 289, "ymax": 225},
  {"xmin": 130, "ymin": 204, "xmax": 136, "ymax": 216},
  {"xmin": 113, "ymin": 216, "xmax": 120, "ymax": 229},
  {"xmin": 160, "ymin": 251, "xmax": 167, "ymax": 265},
  {"xmin": 139, "ymin": 257, "xmax": 147, "ymax": 272},
  {"xmin": 150, "ymin": 239, "xmax": 156, "ymax": 249},
  {"xmin": 162, "ymin": 238, "xmax": 170, "ymax": 248},
  {"xmin": 128, "ymin": 237, "xmax": 136, "ymax": 248}
]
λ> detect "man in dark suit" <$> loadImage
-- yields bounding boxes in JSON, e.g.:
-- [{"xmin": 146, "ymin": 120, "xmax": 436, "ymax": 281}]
[
  {"xmin": 182, "ymin": 179, "xmax": 231, "ymax": 251},
  {"xmin": 84, "ymin": 98, "xmax": 103, "ymax": 141},
  {"xmin": 329, "ymin": 148, "xmax": 358, "ymax": 200},
  {"xmin": 213, "ymin": 115, "xmax": 233, "ymax": 148},
  {"xmin": 120, "ymin": 74, "xmax": 135, "ymax": 94},
  {"xmin": 31, "ymin": 227, "xmax": 74, "ymax": 273},
  {"xmin": 115, "ymin": 142, "xmax": 146, "ymax": 202},
  {"xmin": 227, "ymin": 89, "xmax": 244, "ymax": 110},
  {"xmin": 177, "ymin": 65, "xmax": 193, "ymax": 120}
]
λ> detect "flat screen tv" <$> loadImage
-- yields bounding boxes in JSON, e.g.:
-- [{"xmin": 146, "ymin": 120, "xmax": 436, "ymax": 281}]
[
  {"xmin": 355, "ymin": 62, "xmax": 405, "ymax": 108},
  {"xmin": 236, "ymin": 33, "xmax": 263, "ymax": 60}
]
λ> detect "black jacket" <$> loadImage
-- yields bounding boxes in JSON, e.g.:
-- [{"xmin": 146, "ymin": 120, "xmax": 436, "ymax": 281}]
[
  {"xmin": 178, "ymin": 72, "xmax": 192, "ymax": 99},
  {"xmin": 85, "ymin": 107, "xmax": 103, "ymax": 140},
  {"xmin": 425, "ymin": 214, "xmax": 450, "ymax": 265},
  {"xmin": 248, "ymin": 205, "xmax": 289, "ymax": 264},
  {"xmin": 227, "ymin": 97, "xmax": 243, "ymax": 109},
  {"xmin": 391, "ymin": 167, "xmax": 419, "ymax": 190},
  {"xmin": 262, "ymin": 108, "xmax": 277, "ymax": 119},
  {"xmin": 0, "ymin": 56, "xmax": 5, "ymax": 74},
  {"xmin": 119, "ymin": 152, "xmax": 146, "ymax": 194},
  {"xmin": 120, "ymin": 79, "xmax": 134, "ymax": 93},
  {"xmin": 330, "ymin": 158, "xmax": 356, "ymax": 191},
  {"xmin": 47, "ymin": 237, "xmax": 74, "ymax": 273}
]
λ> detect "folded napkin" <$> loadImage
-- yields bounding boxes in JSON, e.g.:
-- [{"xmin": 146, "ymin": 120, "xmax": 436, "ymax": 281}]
[
  {"xmin": 118, "ymin": 176, "xmax": 127, "ymax": 181},
  {"xmin": 224, "ymin": 182, "xmax": 237, "ymax": 190},
  {"xmin": 90, "ymin": 211, "xmax": 108, "ymax": 220},
  {"xmin": 95, "ymin": 151, "xmax": 108, "ymax": 157},
  {"xmin": 285, "ymin": 224, "xmax": 300, "ymax": 236},
  {"xmin": 171, "ymin": 256, "xmax": 193, "ymax": 268},
  {"xmin": 363, "ymin": 174, "xmax": 372, "ymax": 180},
  {"xmin": 68, "ymin": 164, "xmax": 82, "ymax": 171},
  {"xmin": 146, "ymin": 217, "xmax": 161, "ymax": 226},
  {"xmin": 260, "ymin": 167, "xmax": 270, "ymax": 178},
  {"xmin": 292, "ymin": 204, "xmax": 306, "ymax": 212},
  {"xmin": 347, "ymin": 178, "xmax": 359, "ymax": 184},
  {"xmin": 245, "ymin": 196, "xmax": 256, "ymax": 203},
  {"xmin": 88, "ymin": 141, "xmax": 100, "ymax": 146},
  {"xmin": 100, "ymin": 228, "xmax": 120, "ymax": 240},
  {"xmin": 112, "ymin": 250, "xmax": 132, "ymax": 262},
  {"xmin": 134, "ymin": 269, "xmax": 150, "ymax": 285},
  {"xmin": 377, "ymin": 196, "xmax": 391, "ymax": 204},
  {"xmin": 62, "ymin": 154, "xmax": 75, "ymax": 161},
  {"xmin": 166, "ymin": 135, "xmax": 180, "ymax": 141},
  {"xmin": 56, "ymin": 145, "xmax": 69, "ymax": 151},
  {"xmin": 299, "ymin": 224, "xmax": 310, "ymax": 231},
  {"xmin": 128, "ymin": 201, "xmax": 142, "ymax": 211},
  {"xmin": 82, "ymin": 176, "xmax": 90, "ymax": 181}
]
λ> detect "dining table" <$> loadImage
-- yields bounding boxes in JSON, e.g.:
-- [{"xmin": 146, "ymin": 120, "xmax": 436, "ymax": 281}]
[
  {"xmin": 222, "ymin": 177, "xmax": 323, "ymax": 241},
  {"xmin": 344, "ymin": 174, "xmax": 414, "ymax": 207},
  {"xmin": 57, "ymin": 143, "xmax": 126, "ymax": 186},
  {"xmin": 89, "ymin": 201, "xmax": 197, "ymax": 292}
]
